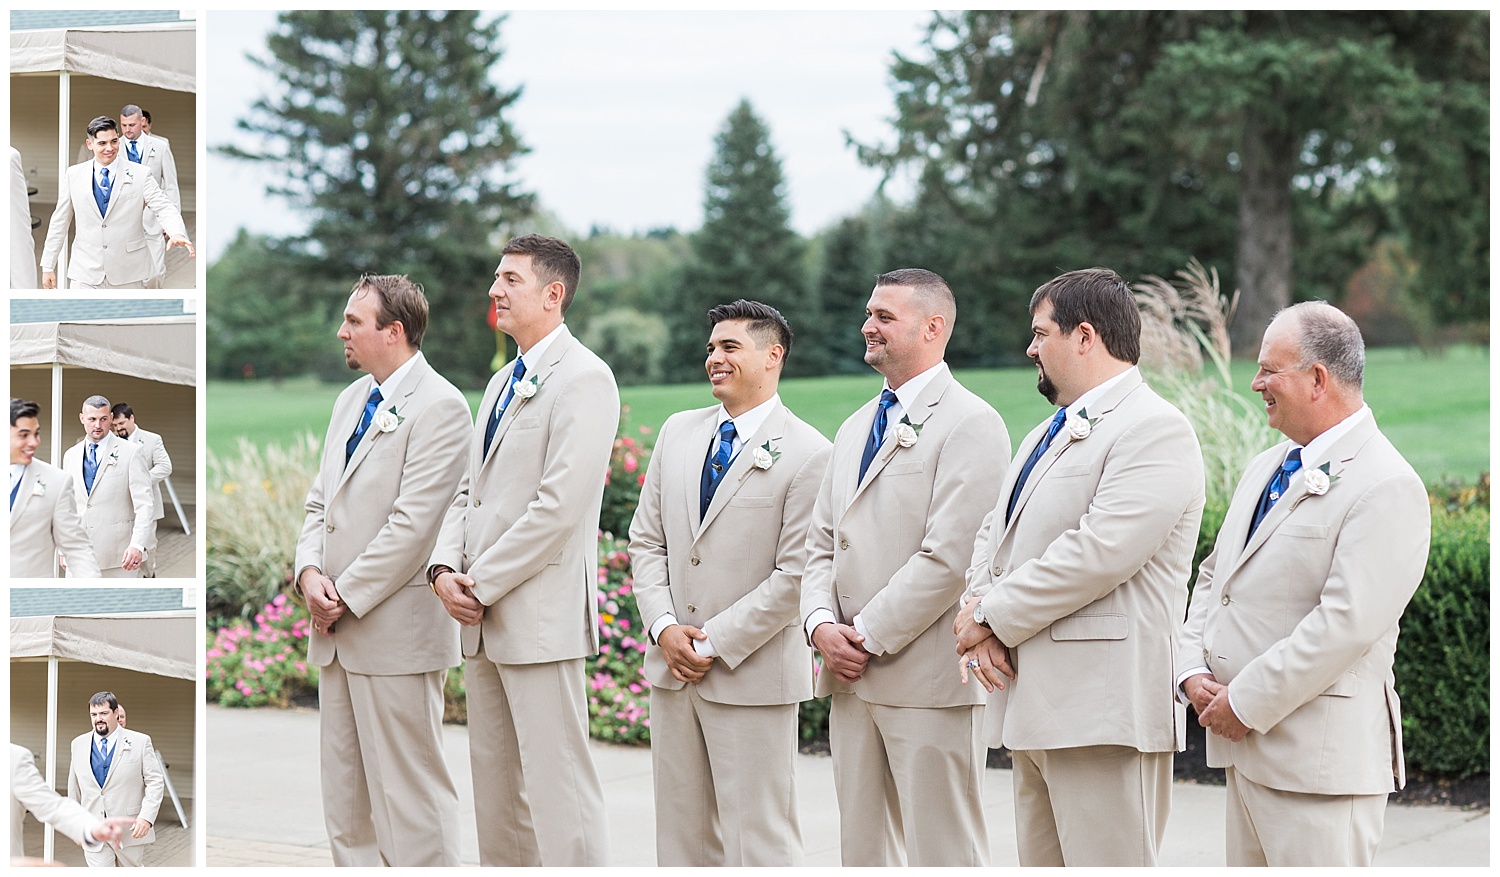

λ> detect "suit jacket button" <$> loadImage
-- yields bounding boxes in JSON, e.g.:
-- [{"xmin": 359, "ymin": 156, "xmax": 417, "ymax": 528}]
[
  {"xmin": 993, "ymin": 565, "xmax": 1003, "ymax": 576},
  {"xmin": 690, "ymin": 556, "xmax": 700, "ymax": 566},
  {"xmin": 839, "ymin": 539, "xmax": 850, "ymax": 550},
  {"xmin": 686, "ymin": 604, "xmax": 697, "ymax": 613},
  {"xmin": 326, "ymin": 524, "xmax": 335, "ymax": 533},
  {"xmin": 1220, "ymin": 594, "xmax": 1230, "ymax": 605},
  {"xmin": 473, "ymin": 499, "xmax": 482, "ymax": 508}
]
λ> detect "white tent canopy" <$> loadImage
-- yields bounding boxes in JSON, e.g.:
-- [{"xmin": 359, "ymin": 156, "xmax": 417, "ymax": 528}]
[
  {"xmin": 11, "ymin": 316, "xmax": 196, "ymax": 386},
  {"xmin": 10, "ymin": 612, "xmax": 196, "ymax": 680},
  {"xmin": 10, "ymin": 26, "xmax": 196, "ymax": 93}
]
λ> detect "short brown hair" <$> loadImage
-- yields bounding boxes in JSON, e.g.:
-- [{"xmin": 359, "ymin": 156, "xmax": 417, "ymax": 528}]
[
  {"xmin": 707, "ymin": 299, "xmax": 793, "ymax": 358},
  {"xmin": 1030, "ymin": 268, "xmax": 1141, "ymax": 364},
  {"xmin": 351, "ymin": 274, "xmax": 429, "ymax": 348},
  {"xmin": 501, "ymin": 234, "xmax": 582, "ymax": 314}
]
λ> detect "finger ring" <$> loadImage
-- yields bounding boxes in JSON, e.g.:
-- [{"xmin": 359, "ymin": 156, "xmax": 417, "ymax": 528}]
[{"xmin": 967, "ymin": 659, "xmax": 979, "ymax": 669}]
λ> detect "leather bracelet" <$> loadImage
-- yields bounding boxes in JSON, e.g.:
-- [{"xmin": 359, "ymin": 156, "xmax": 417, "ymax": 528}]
[{"xmin": 427, "ymin": 565, "xmax": 455, "ymax": 594}]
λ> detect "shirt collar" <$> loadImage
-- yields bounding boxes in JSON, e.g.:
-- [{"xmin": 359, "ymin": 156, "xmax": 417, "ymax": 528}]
[
  {"xmin": 10, "ymin": 462, "xmax": 27, "ymax": 489},
  {"xmin": 373, "ymin": 350, "xmax": 423, "ymax": 400},
  {"xmin": 1294, "ymin": 404, "xmax": 1371, "ymax": 466},
  {"xmin": 883, "ymin": 361, "xmax": 947, "ymax": 422},
  {"xmin": 1065, "ymin": 365, "xmax": 1137, "ymax": 418},
  {"xmin": 715, "ymin": 394, "xmax": 780, "ymax": 444},
  {"xmin": 92, "ymin": 160, "xmax": 117, "ymax": 186},
  {"xmin": 517, "ymin": 323, "xmax": 567, "ymax": 369}
]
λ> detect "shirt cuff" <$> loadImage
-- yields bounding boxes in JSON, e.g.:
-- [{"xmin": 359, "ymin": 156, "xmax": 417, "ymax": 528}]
[
  {"xmin": 805, "ymin": 608, "xmax": 838, "ymax": 641},
  {"xmin": 649, "ymin": 613, "xmax": 677, "ymax": 645},
  {"xmin": 1176, "ymin": 667, "xmax": 1211, "ymax": 705},
  {"xmin": 693, "ymin": 634, "xmax": 716, "ymax": 658},
  {"xmin": 1225, "ymin": 687, "xmax": 1249, "ymax": 729},
  {"xmin": 852, "ymin": 613, "xmax": 885, "ymax": 656}
]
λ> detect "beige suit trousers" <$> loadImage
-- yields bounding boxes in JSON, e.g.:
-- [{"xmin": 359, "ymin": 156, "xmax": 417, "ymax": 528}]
[
  {"xmin": 829, "ymin": 694, "xmax": 988, "ymax": 866},
  {"xmin": 84, "ymin": 842, "xmax": 145, "ymax": 866},
  {"xmin": 1012, "ymin": 745, "xmax": 1172, "ymax": 866},
  {"xmin": 466, "ymin": 656, "xmax": 608, "ymax": 866},
  {"xmin": 1225, "ymin": 767, "xmax": 1386, "ymax": 866},
  {"xmin": 319, "ymin": 659, "xmax": 461, "ymax": 866},
  {"xmin": 650, "ymin": 685, "xmax": 801, "ymax": 866},
  {"xmin": 71, "ymin": 279, "xmax": 147, "ymax": 290}
]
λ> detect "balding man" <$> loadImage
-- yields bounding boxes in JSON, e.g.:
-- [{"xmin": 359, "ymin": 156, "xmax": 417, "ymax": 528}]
[
  {"xmin": 60, "ymin": 395, "xmax": 153, "ymax": 577},
  {"xmin": 1178, "ymin": 301, "xmax": 1430, "ymax": 865},
  {"xmin": 801, "ymin": 268, "xmax": 1009, "ymax": 866},
  {"xmin": 116, "ymin": 104, "xmax": 180, "ymax": 288}
]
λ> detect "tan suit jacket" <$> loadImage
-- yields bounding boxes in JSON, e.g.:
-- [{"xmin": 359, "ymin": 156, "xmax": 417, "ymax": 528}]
[
  {"xmin": 126, "ymin": 427, "xmax": 171, "ymax": 520},
  {"xmin": 432, "ymin": 327, "xmax": 620, "ymax": 665},
  {"xmin": 294, "ymin": 353, "xmax": 469, "ymax": 676},
  {"xmin": 60, "ymin": 432, "xmax": 153, "ymax": 575},
  {"xmin": 631, "ymin": 401, "xmax": 831, "ymax": 704},
  {"xmin": 971, "ymin": 370, "xmax": 1203, "ymax": 752},
  {"xmin": 120, "ymin": 133, "xmax": 180, "ymax": 237},
  {"xmin": 40, "ymin": 161, "xmax": 188, "ymax": 287},
  {"xmin": 67, "ymin": 729, "xmax": 163, "ymax": 851},
  {"xmin": 12, "ymin": 744, "xmax": 99, "ymax": 858},
  {"xmin": 1179, "ymin": 415, "xmax": 1430, "ymax": 795},
  {"xmin": 11, "ymin": 459, "xmax": 102, "ymax": 578},
  {"xmin": 801, "ymin": 364, "xmax": 1009, "ymax": 707}
]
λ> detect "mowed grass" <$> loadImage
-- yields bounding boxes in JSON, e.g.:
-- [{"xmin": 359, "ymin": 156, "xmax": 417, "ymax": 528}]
[{"xmin": 207, "ymin": 345, "xmax": 1488, "ymax": 484}]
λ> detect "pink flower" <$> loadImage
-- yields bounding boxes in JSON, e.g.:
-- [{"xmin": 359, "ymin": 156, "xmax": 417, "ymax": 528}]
[
  {"xmin": 273, "ymin": 593, "xmax": 288, "ymax": 607},
  {"xmin": 628, "ymin": 683, "xmax": 641, "ymax": 694},
  {"xmin": 638, "ymin": 474, "xmax": 646, "ymax": 486},
  {"xmin": 623, "ymin": 454, "xmax": 638, "ymax": 473},
  {"xmin": 294, "ymin": 662, "xmax": 307, "ymax": 673}
]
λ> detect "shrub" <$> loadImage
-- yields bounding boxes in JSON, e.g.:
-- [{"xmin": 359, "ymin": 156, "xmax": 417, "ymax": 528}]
[
  {"xmin": 206, "ymin": 435, "xmax": 318, "ymax": 619},
  {"xmin": 600, "ymin": 410, "xmax": 654, "ymax": 539},
  {"xmin": 588, "ymin": 534, "xmax": 652, "ymax": 744},
  {"xmin": 206, "ymin": 593, "xmax": 318, "ymax": 707},
  {"xmin": 1396, "ymin": 479, "xmax": 1490, "ymax": 777}
]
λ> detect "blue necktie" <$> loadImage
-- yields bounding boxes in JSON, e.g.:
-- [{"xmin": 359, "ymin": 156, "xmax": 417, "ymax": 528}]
[
  {"xmin": 9, "ymin": 475, "xmax": 20, "ymax": 510},
  {"xmin": 93, "ymin": 168, "xmax": 111, "ymax": 217},
  {"xmin": 344, "ymin": 387, "xmax": 383, "ymax": 465},
  {"xmin": 127, "ymin": 138, "xmax": 142, "ymax": 163},
  {"xmin": 1006, "ymin": 408, "xmax": 1068, "ymax": 524},
  {"xmin": 484, "ymin": 355, "xmax": 527, "ymax": 457},
  {"xmin": 1248, "ymin": 448, "xmax": 1303, "ymax": 540},
  {"xmin": 858, "ymin": 390, "xmax": 900, "ymax": 483},
  {"xmin": 83, "ymin": 443, "xmax": 99, "ymax": 494},
  {"xmin": 699, "ymin": 419, "xmax": 737, "ymax": 520}
]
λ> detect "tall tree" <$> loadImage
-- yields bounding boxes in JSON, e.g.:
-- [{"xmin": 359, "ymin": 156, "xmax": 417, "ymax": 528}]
[
  {"xmin": 815, "ymin": 214, "xmax": 881, "ymax": 374},
  {"xmin": 222, "ymin": 10, "xmax": 532, "ymax": 386},
  {"xmin": 664, "ymin": 100, "xmax": 812, "ymax": 380}
]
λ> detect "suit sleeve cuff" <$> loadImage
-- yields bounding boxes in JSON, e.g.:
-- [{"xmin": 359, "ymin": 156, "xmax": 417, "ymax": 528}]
[
  {"xmin": 805, "ymin": 608, "xmax": 838, "ymax": 642},
  {"xmin": 1176, "ymin": 666, "xmax": 1210, "ymax": 705},
  {"xmin": 852, "ymin": 613, "xmax": 885, "ymax": 656}
]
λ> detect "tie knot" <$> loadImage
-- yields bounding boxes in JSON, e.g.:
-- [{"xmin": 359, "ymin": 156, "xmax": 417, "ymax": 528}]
[
  {"xmin": 1052, "ymin": 408, "xmax": 1068, "ymax": 427},
  {"xmin": 512, "ymin": 356, "xmax": 528, "ymax": 381},
  {"xmin": 101, "ymin": 168, "xmax": 110, "ymax": 182},
  {"xmin": 718, "ymin": 419, "xmax": 737, "ymax": 441},
  {"xmin": 878, "ymin": 389, "xmax": 899, "ymax": 411},
  {"xmin": 368, "ymin": 387, "xmax": 383, "ymax": 405},
  {"xmin": 1283, "ymin": 447, "xmax": 1303, "ymax": 473}
]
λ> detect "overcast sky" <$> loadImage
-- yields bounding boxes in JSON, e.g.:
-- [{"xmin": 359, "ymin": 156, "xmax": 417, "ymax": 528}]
[{"xmin": 203, "ymin": 10, "xmax": 935, "ymax": 263}]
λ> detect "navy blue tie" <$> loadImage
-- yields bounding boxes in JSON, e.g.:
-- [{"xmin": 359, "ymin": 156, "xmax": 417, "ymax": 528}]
[
  {"xmin": 1248, "ymin": 448, "xmax": 1303, "ymax": 540},
  {"xmin": 9, "ymin": 475, "xmax": 21, "ymax": 510},
  {"xmin": 700, "ymin": 419, "xmax": 737, "ymax": 520},
  {"xmin": 127, "ymin": 139, "xmax": 142, "ymax": 163},
  {"xmin": 858, "ymin": 390, "xmax": 900, "ymax": 483},
  {"xmin": 93, "ymin": 168, "xmax": 111, "ymax": 217},
  {"xmin": 484, "ymin": 356, "xmax": 527, "ymax": 457},
  {"xmin": 83, "ymin": 443, "xmax": 99, "ymax": 494},
  {"xmin": 344, "ymin": 387, "xmax": 383, "ymax": 465},
  {"xmin": 1006, "ymin": 408, "xmax": 1068, "ymax": 524}
]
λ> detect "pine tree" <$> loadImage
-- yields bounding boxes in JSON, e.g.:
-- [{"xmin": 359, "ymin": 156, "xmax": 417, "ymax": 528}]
[{"xmin": 664, "ymin": 100, "xmax": 812, "ymax": 380}]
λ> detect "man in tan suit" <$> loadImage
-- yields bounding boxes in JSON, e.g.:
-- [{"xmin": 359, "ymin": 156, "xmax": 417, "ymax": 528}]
[
  {"xmin": 629, "ymin": 300, "xmax": 832, "ymax": 865},
  {"xmin": 429, "ymin": 234, "xmax": 618, "ymax": 866},
  {"xmin": 1178, "ymin": 302, "xmax": 1430, "ymax": 866},
  {"xmin": 112, "ymin": 404, "xmax": 172, "ymax": 577},
  {"xmin": 12, "ymin": 744, "xmax": 134, "ymax": 860},
  {"xmin": 117, "ymin": 105, "xmax": 180, "ymax": 288},
  {"xmin": 801, "ymin": 268, "xmax": 1008, "ymax": 866},
  {"xmin": 11, "ymin": 398, "xmax": 101, "ymax": 577},
  {"xmin": 294, "ymin": 275, "xmax": 470, "ymax": 866},
  {"xmin": 61, "ymin": 396, "xmax": 153, "ymax": 578},
  {"xmin": 40, "ymin": 116, "xmax": 193, "ymax": 289},
  {"xmin": 67, "ymin": 692, "xmax": 164, "ymax": 867},
  {"xmin": 954, "ymin": 268, "xmax": 1205, "ymax": 866}
]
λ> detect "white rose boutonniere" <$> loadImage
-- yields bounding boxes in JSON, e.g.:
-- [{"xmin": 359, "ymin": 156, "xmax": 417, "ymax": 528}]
[
  {"xmin": 32, "ymin": 480, "xmax": 46, "ymax": 497},
  {"xmin": 894, "ymin": 415, "xmax": 924, "ymax": 448},
  {"xmin": 107, "ymin": 449, "xmax": 120, "ymax": 466},
  {"xmin": 374, "ymin": 407, "xmax": 404, "ymax": 433},
  {"xmin": 1303, "ymin": 462, "xmax": 1339, "ymax": 497},
  {"xmin": 753, "ymin": 440, "xmax": 779, "ymax": 470},
  {"xmin": 1066, "ymin": 409, "xmax": 1101, "ymax": 441},
  {"xmin": 512, "ymin": 373, "xmax": 540, "ymax": 400}
]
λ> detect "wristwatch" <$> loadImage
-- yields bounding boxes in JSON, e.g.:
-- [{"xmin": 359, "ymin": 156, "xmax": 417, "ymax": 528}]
[{"xmin": 973, "ymin": 602, "xmax": 986, "ymax": 626}]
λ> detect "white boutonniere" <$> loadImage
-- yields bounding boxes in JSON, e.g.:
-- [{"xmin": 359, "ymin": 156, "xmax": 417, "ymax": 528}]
[
  {"xmin": 107, "ymin": 449, "xmax": 120, "ymax": 466},
  {"xmin": 752, "ymin": 440, "xmax": 780, "ymax": 470},
  {"xmin": 1066, "ymin": 409, "xmax": 1100, "ymax": 441},
  {"xmin": 32, "ymin": 480, "xmax": 46, "ymax": 497},
  {"xmin": 512, "ymin": 373, "xmax": 540, "ymax": 400},
  {"xmin": 894, "ymin": 415, "xmax": 923, "ymax": 448},
  {"xmin": 1303, "ymin": 462, "xmax": 1339, "ymax": 496},
  {"xmin": 373, "ymin": 407, "xmax": 404, "ymax": 433}
]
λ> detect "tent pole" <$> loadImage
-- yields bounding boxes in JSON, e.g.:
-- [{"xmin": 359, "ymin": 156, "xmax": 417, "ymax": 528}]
[
  {"xmin": 44, "ymin": 654, "xmax": 59, "ymax": 861},
  {"xmin": 52, "ymin": 363, "xmax": 64, "ymax": 576},
  {"xmin": 56, "ymin": 70, "xmax": 70, "ymax": 286}
]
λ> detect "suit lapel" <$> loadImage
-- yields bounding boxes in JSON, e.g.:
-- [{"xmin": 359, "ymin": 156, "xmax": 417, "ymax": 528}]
[
  {"xmin": 681, "ymin": 408, "xmax": 720, "ymax": 531},
  {"xmin": 87, "ymin": 434, "xmax": 121, "ymax": 498},
  {"xmin": 11, "ymin": 464, "xmax": 39, "ymax": 523},
  {"xmin": 102, "ymin": 165, "xmax": 127, "ymax": 220},
  {"xmin": 697, "ymin": 403, "xmax": 786, "ymax": 538},
  {"xmin": 484, "ymin": 328, "xmax": 575, "ymax": 471},
  {"xmin": 335, "ymin": 364, "xmax": 425, "ymax": 497},
  {"xmin": 847, "ymin": 366, "xmax": 951, "ymax": 510}
]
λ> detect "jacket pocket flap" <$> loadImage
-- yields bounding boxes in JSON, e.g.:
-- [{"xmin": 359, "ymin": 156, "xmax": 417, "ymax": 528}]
[
  {"xmin": 884, "ymin": 461, "xmax": 924, "ymax": 476},
  {"xmin": 1279, "ymin": 523, "xmax": 1329, "ymax": 539},
  {"xmin": 729, "ymin": 495, "xmax": 775, "ymax": 508},
  {"xmin": 1051, "ymin": 612, "xmax": 1127, "ymax": 641},
  {"xmin": 1319, "ymin": 671, "xmax": 1358, "ymax": 697}
]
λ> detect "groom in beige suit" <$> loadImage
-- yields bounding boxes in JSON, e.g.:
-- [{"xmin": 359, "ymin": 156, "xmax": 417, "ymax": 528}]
[
  {"xmin": 295, "ymin": 275, "xmax": 470, "ymax": 866},
  {"xmin": 11, "ymin": 398, "xmax": 101, "ymax": 577},
  {"xmin": 801, "ymin": 269, "xmax": 1008, "ymax": 866},
  {"xmin": 61, "ymin": 397, "xmax": 153, "ymax": 578},
  {"xmin": 1179, "ymin": 302, "xmax": 1430, "ymax": 866},
  {"xmin": 955, "ymin": 268, "xmax": 1205, "ymax": 866},
  {"xmin": 629, "ymin": 300, "xmax": 832, "ymax": 865},
  {"xmin": 67, "ymin": 692, "xmax": 163, "ymax": 867},
  {"xmin": 430, "ymin": 234, "xmax": 618, "ymax": 866}
]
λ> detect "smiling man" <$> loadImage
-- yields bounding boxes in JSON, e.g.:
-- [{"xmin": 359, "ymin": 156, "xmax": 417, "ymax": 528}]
[
  {"xmin": 10, "ymin": 398, "xmax": 100, "ymax": 578},
  {"xmin": 1178, "ymin": 301, "xmax": 1429, "ymax": 866},
  {"xmin": 801, "ymin": 268, "xmax": 1008, "ymax": 866},
  {"xmin": 60, "ymin": 396, "xmax": 153, "ymax": 578},
  {"xmin": 40, "ymin": 116, "xmax": 192, "ymax": 290},
  {"xmin": 294, "ymin": 274, "xmax": 470, "ymax": 866},
  {"xmin": 67, "ymin": 692, "xmax": 163, "ymax": 867},
  {"xmin": 954, "ymin": 267, "xmax": 1205, "ymax": 866},
  {"xmin": 117, "ymin": 104, "xmax": 181, "ymax": 288},
  {"xmin": 629, "ymin": 300, "xmax": 831, "ymax": 865},
  {"xmin": 429, "ymin": 234, "xmax": 619, "ymax": 866}
]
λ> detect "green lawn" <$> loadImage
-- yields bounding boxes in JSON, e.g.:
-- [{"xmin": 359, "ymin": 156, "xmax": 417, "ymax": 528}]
[{"xmin": 208, "ymin": 345, "xmax": 1488, "ymax": 484}]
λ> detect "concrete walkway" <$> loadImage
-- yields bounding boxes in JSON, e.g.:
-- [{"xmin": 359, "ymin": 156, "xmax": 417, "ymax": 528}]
[{"xmin": 206, "ymin": 704, "xmax": 1488, "ymax": 867}]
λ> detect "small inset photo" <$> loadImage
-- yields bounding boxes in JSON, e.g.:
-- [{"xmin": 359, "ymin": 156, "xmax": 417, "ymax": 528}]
[{"xmin": 10, "ymin": 587, "xmax": 199, "ymax": 866}]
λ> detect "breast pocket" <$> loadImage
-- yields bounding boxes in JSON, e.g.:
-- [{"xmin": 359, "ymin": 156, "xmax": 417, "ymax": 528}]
[
  {"xmin": 510, "ymin": 416, "xmax": 542, "ymax": 431},
  {"xmin": 1048, "ymin": 463, "xmax": 1092, "ymax": 479},
  {"xmin": 729, "ymin": 495, "xmax": 775, "ymax": 508},
  {"xmin": 884, "ymin": 461, "xmax": 924, "ymax": 477},
  {"xmin": 1278, "ymin": 524, "xmax": 1330, "ymax": 540}
]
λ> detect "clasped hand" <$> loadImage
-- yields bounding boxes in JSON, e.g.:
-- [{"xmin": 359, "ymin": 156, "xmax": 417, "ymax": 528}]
[
  {"xmin": 300, "ymin": 569, "xmax": 347, "ymax": 633},
  {"xmin": 658, "ymin": 624, "xmax": 713, "ymax": 683},
  {"xmin": 1183, "ymin": 673, "xmax": 1251, "ymax": 742},
  {"xmin": 432, "ymin": 570, "xmax": 484, "ymax": 626},
  {"xmin": 811, "ymin": 622, "xmax": 869, "ymax": 683}
]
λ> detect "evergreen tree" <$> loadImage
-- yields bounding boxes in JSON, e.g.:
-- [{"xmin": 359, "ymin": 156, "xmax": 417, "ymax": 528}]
[
  {"xmin": 665, "ymin": 100, "xmax": 812, "ymax": 380},
  {"xmin": 222, "ymin": 10, "xmax": 532, "ymax": 386},
  {"xmin": 814, "ymin": 215, "xmax": 880, "ymax": 374}
]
